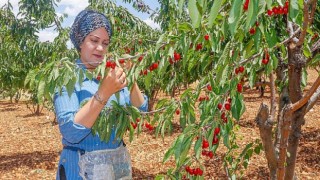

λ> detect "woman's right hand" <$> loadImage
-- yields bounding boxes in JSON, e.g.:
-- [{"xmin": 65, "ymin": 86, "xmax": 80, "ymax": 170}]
[{"xmin": 98, "ymin": 66, "xmax": 127, "ymax": 100}]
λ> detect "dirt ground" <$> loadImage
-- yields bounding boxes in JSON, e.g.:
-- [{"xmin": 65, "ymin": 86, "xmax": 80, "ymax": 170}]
[{"xmin": 0, "ymin": 69, "xmax": 319, "ymax": 180}]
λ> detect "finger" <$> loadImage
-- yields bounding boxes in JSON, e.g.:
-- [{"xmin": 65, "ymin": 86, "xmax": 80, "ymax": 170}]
[{"xmin": 115, "ymin": 68, "xmax": 124, "ymax": 79}]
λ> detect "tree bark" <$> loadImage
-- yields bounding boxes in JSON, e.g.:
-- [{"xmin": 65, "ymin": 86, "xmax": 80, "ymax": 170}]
[
  {"xmin": 285, "ymin": 44, "xmax": 305, "ymax": 180},
  {"xmin": 255, "ymin": 103, "xmax": 277, "ymax": 179}
]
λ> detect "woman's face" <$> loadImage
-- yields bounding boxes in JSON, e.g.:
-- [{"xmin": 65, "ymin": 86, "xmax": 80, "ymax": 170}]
[{"xmin": 79, "ymin": 27, "xmax": 110, "ymax": 69}]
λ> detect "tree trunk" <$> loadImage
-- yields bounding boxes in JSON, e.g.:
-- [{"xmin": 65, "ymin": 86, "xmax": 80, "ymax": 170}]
[
  {"xmin": 284, "ymin": 44, "xmax": 306, "ymax": 179},
  {"xmin": 255, "ymin": 103, "xmax": 277, "ymax": 179}
]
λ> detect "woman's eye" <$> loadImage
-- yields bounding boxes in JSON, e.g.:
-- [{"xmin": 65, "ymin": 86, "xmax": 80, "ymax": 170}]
[{"xmin": 91, "ymin": 39, "xmax": 98, "ymax": 43}]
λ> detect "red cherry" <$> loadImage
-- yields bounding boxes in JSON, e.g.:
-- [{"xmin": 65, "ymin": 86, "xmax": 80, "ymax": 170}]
[
  {"xmin": 212, "ymin": 136, "xmax": 219, "ymax": 145},
  {"xmin": 239, "ymin": 66, "xmax": 245, "ymax": 73},
  {"xmin": 207, "ymin": 84, "xmax": 212, "ymax": 91},
  {"xmin": 106, "ymin": 60, "xmax": 112, "ymax": 68},
  {"xmin": 96, "ymin": 75, "xmax": 101, "ymax": 81},
  {"xmin": 267, "ymin": 9, "xmax": 273, "ymax": 16},
  {"xmin": 255, "ymin": 21, "xmax": 259, "ymax": 27},
  {"xmin": 202, "ymin": 139, "xmax": 209, "ymax": 148},
  {"xmin": 196, "ymin": 43, "xmax": 202, "ymax": 51},
  {"xmin": 174, "ymin": 52, "xmax": 181, "ymax": 61},
  {"xmin": 218, "ymin": 103, "xmax": 223, "ymax": 110},
  {"xmin": 208, "ymin": 151, "xmax": 214, "ymax": 158},
  {"xmin": 136, "ymin": 118, "xmax": 140, "ymax": 123},
  {"xmin": 202, "ymin": 150, "xmax": 208, "ymax": 156},
  {"xmin": 204, "ymin": 34, "xmax": 209, "ymax": 40},
  {"xmin": 235, "ymin": 67, "xmax": 240, "ymax": 75},
  {"xmin": 214, "ymin": 127, "xmax": 220, "ymax": 135},
  {"xmin": 272, "ymin": 7, "xmax": 279, "ymax": 15},
  {"xmin": 285, "ymin": 1, "xmax": 289, "ymax": 8},
  {"xmin": 237, "ymin": 83, "xmax": 243, "ymax": 93},
  {"xmin": 225, "ymin": 103, "xmax": 231, "ymax": 111},
  {"xmin": 119, "ymin": 59, "xmax": 125, "ymax": 64},
  {"xmin": 278, "ymin": 6, "xmax": 284, "ymax": 14},
  {"xmin": 195, "ymin": 168, "xmax": 203, "ymax": 176},
  {"xmin": 185, "ymin": 166, "xmax": 191, "ymax": 173},
  {"xmin": 243, "ymin": 3, "xmax": 248, "ymax": 11},
  {"xmin": 175, "ymin": 109, "xmax": 180, "ymax": 115},
  {"xmin": 138, "ymin": 56, "xmax": 143, "ymax": 62},
  {"xmin": 283, "ymin": 7, "xmax": 288, "ymax": 14},
  {"xmin": 143, "ymin": 69, "xmax": 148, "ymax": 75},
  {"xmin": 110, "ymin": 62, "xmax": 116, "ymax": 69},
  {"xmin": 152, "ymin": 63, "xmax": 158, "ymax": 69},
  {"xmin": 228, "ymin": 98, "xmax": 232, "ymax": 103},
  {"xmin": 262, "ymin": 58, "xmax": 269, "ymax": 65},
  {"xmin": 249, "ymin": 27, "xmax": 256, "ymax": 35}
]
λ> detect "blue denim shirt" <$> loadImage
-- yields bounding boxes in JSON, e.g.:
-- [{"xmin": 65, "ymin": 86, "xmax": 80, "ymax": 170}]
[{"xmin": 54, "ymin": 59, "xmax": 148, "ymax": 179}]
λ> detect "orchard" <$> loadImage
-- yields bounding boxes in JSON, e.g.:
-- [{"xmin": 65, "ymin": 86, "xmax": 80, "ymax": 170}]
[{"xmin": 1, "ymin": 0, "xmax": 320, "ymax": 180}]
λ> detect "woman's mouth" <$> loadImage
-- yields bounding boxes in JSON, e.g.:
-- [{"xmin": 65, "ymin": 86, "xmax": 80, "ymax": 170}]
[{"xmin": 93, "ymin": 54, "xmax": 103, "ymax": 59}]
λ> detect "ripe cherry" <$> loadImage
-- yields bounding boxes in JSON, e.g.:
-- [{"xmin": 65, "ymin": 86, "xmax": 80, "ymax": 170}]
[
  {"xmin": 249, "ymin": 27, "xmax": 256, "ymax": 35},
  {"xmin": 214, "ymin": 127, "xmax": 220, "ymax": 135},
  {"xmin": 239, "ymin": 66, "xmax": 245, "ymax": 73},
  {"xmin": 225, "ymin": 103, "xmax": 231, "ymax": 111},
  {"xmin": 217, "ymin": 103, "xmax": 223, "ymax": 110},
  {"xmin": 138, "ymin": 56, "xmax": 143, "ymax": 62},
  {"xmin": 207, "ymin": 84, "xmax": 212, "ymax": 91},
  {"xmin": 202, "ymin": 139, "xmax": 209, "ymax": 148},
  {"xmin": 204, "ymin": 34, "xmax": 209, "ymax": 40},
  {"xmin": 262, "ymin": 58, "xmax": 269, "ymax": 65},
  {"xmin": 237, "ymin": 83, "xmax": 243, "ymax": 93},
  {"xmin": 119, "ymin": 59, "xmax": 125, "ymax": 64},
  {"xmin": 174, "ymin": 52, "xmax": 181, "ymax": 61},
  {"xmin": 175, "ymin": 109, "xmax": 180, "ymax": 115},
  {"xmin": 96, "ymin": 75, "xmax": 101, "ymax": 81}
]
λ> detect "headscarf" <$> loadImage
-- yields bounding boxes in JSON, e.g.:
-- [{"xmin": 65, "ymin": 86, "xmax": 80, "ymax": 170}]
[{"xmin": 70, "ymin": 9, "xmax": 112, "ymax": 51}]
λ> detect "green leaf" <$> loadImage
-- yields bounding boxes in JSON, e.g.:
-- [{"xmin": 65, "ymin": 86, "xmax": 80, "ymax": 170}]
[
  {"xmin": 228, "ymin": 0, "xmax": 243, "ymax": 35},
  {"xmin": 289, "ymin": 0, "xmax": 299, "ymax": 22},
  {"xmin": 245, "ymin": 0, "xmax": 258, "ymax": 31},
  {"xmin": 178, "ymin": 0, "xmax": 185, "ymax": 16},
  {"xmin": 174, "ymin": 134, "xmax": 185, "ymax": 163},
  {"xmin": 231, "ymin": 93, "xmax": 245, "ymax": 120},
  {"xmin": 208, "ymin": 0, "xmax": 223, "ymax": 28},
  {"xmin": 188, "ymin": 0, "xmax": 201, "ymax": 28}
]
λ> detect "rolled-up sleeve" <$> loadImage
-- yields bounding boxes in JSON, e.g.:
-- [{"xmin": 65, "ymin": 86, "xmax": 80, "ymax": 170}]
[
  {"xmin": 54, "ymin": 88, "xmax": 91, "ymax": 144},
  {"xmin": 122, "ymin": 87, "xmax": 148, "ymax": 112}
]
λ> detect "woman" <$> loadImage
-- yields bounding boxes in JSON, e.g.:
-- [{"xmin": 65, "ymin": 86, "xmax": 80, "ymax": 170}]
[{"xmin": 54, "ymin": 9, "xmax": 148, "ymax": 180}]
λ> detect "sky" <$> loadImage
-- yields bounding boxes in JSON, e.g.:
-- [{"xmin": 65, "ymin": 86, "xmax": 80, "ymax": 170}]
[{"xmin": 0, "ymin": 0, "xmax": 160, "ymax": 43}]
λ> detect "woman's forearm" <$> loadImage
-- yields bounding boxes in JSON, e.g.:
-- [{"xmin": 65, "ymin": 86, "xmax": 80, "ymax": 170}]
[
  {"xmin": 130, "ymin": 82, "xmax": 145, "ymax": 108},
  {"xmin": 74, "ymin": 92, "xmax": 111, "ymax": 128}
]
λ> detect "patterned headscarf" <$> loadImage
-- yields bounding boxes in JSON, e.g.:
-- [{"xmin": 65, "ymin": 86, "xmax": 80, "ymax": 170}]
[{"xmin": 70, "ymin": 9, "xmax": 112, "ymax": 51}]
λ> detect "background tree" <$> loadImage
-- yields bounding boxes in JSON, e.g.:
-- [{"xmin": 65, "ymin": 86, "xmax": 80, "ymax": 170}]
[{"xmin": 2, "ymin": 0, "xmax": 319, "ymax": 179}]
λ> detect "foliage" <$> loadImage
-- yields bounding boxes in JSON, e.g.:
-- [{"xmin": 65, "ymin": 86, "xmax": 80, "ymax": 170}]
[{"xmin": 2, "ymin": 0, "xmax": 319, "ymax": 179}]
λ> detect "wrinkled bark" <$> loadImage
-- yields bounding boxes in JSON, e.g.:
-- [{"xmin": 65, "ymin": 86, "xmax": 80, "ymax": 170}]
[
  {"xmin": 255, "ymin": 103, "xmax": 277, "ymax": 179},
  {"xmin": 284, "ymin": 44, "xmax": 306, "ymax": 180}
]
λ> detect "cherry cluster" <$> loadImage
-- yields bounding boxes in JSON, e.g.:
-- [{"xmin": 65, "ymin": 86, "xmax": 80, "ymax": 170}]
[
  {"xmin": 235, "ymin": 66, "xmax": 245, "ymax": 75},
  {"xmin": 169, "ymin": 52, "xmax": 181, "ymax": 64},
  {"xmin": 267, "ymin": 1, "xmax": 289, "ymax": 16},
  {"xmin": 130, "ymin": 118, "xmax": 154, "ymax": 131},
  {"xmin": 243, "ymin": 0, "xmax": 250, "ymax": 11},
  {"xmin": 218, "ymin": 98, "xmax": 232, "ymax": 123},
  {"xmin": 185, "ymin": 166, "xmax": 203, "ymax": 176}
]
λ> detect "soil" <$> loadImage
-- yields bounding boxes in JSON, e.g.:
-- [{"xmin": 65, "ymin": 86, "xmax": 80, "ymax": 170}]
[{"xmin": 0, "ymin": 69, "xmax": 319, "ymax": 180}]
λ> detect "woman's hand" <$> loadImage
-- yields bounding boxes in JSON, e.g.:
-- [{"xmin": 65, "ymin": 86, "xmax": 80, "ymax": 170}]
[{"xmin": 98, "ymin": 66, "xmax": 127, "ymax": 100}]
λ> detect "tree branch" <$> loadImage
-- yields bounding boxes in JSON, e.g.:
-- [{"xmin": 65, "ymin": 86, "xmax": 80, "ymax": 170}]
[
  {"xmin": 239, "ymin": 29, "xmax": 301, "ymax": 65},
  {"xmin": 308, "ymin": 0, "xmax": 317, "ymax": 25},
  {"xmin": 291, "ymin": 75, "xmax": 320, "ymax": 112},
  {"xmin": 277, "ymin": 106, "xmax": 292, "ymax": 180},
  {"xmin": 296, "ymin": 0, "xmax": 313, "ymax": 46},
  {"xmin": 269, "ymin": 73, "xmax": 277, "ymax": 123},
  {"xmin": 306, "ymin": 86, "xmax": 320, "ymax": 112}
]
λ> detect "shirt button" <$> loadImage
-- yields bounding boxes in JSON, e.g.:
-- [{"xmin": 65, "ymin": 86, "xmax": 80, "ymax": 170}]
[{"xmin": 62, "ymin": 159, "xmax": 66, "ymax": 163}]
